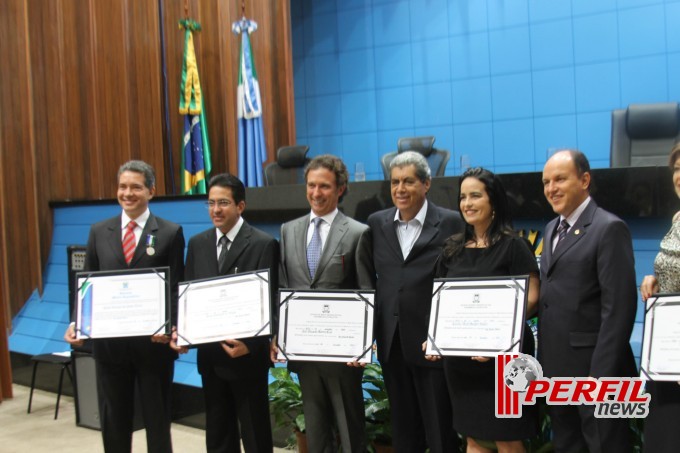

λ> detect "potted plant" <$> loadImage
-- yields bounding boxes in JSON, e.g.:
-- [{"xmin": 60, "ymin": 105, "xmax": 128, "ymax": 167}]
[
  {"xmin": 363, "ymin": 363, "xmax": 392, "ymax": 452},
  {"xmin": 269, "ymin": 367, "xmax": 306, "ymax": 450}
]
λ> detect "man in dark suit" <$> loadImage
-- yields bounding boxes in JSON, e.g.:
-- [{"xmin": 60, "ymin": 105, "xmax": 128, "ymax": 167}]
[
  {"xmin": 273, "ymin": 154, "xmax": 374, "ymax": 453},
  {"xmin": 539, "ymin": 150, "xmax": 637, "ymax": 453},
  {"xmin": 178, "ymin": 173, "xmax": 278, "ymax": 453},
  {"xmin": 367, "ymin": 151, "xmax": 464, "ymax": 453},
  {"xmin": 64, "ymin": 160, "xmax": 185, "ymax": 453}
]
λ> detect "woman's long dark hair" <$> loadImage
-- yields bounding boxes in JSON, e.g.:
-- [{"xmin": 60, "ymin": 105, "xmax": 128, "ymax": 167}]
[{"xmin": 443, "ymin": 167, "xmax": 516, "ymax": 258}]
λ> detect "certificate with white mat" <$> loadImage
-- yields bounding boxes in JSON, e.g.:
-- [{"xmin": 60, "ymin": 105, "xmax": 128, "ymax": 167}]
[
  {"xmin": 176, "ymin": 269, "xmax": 271, "ymax": 347},
  {"xmin": 426, "ymin": 276, "xmax": 529, "ymax": 357},
  {"xmin": 76, "ymin": 267, "xmax": 170, "ymax": 339},
  {"xmin": 277, "ymin": 289, "xmax": 374, "ymax": 363},
  {"xmin": 640, "ymin": 293, "xmax": 680, "ymax": 381}
]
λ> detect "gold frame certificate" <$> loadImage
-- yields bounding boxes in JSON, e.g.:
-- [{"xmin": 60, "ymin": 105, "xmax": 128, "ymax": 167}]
[
  {"xmin": 426, "ymin": 276, "xmax": 529, "ymax": 357},
  {"xmin": 176, "ymin": 270, "xmax": 271, "ymax": 347},
  {"xmin": 76, "ymin": 267, "xmax": 170, "ymax": 339},
  {"xmin": 276, "ymin": 289, "xmax": 375, "ymax": 363},
  {"xmin": 640, "ymin": 293, "xmax": 680, "ymax": 381}
]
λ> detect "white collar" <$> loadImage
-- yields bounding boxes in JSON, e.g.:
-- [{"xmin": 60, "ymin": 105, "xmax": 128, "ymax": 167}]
[
  {"xmin": 215, "ymin": 216, "xmax": 244, "ymax": 245},
  {"xmin": 310, "ymin": 208, "xmax": 339, "ymax": 226},
  {"xmin": 121, "ymin": 209, "xmax": 150, "ymax": 229},
  {"xmin": 394, "ymin": 199, "xmax": 428, "ymax": 224}
]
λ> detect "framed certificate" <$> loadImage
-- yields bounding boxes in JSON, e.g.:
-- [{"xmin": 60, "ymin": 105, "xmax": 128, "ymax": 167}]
[
  {"xmin": 75, "ymin": 267, "xmax": 170, "ymax": 339},
  {"xmin": 277, "ymin": 289, "xmax": 375, "ymax": 363},
  {"xmin": 640, "ymin": 293, "xmax": 680, "ymax": 381},
  {"xmin": 176, "ymin": 269, "xmax": 271, "ymax": 347},
  {"xmin": 426, "ymin": 276, "xmax": 529, "ymax": 357}
]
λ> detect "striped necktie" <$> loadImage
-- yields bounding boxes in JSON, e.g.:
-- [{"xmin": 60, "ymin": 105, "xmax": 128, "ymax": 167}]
[
  {"xmin": 122, "ymin": 221, "xmax": 137, "ymax": 264},
  {"xmin": 554, "ymin": 219, "xmax": 570, "ymax": 251}
]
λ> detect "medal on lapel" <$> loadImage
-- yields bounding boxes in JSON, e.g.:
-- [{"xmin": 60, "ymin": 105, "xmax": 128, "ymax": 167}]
[{"xmin": 146, "ymin": 235, "xmax": 156, "ymax": 256}]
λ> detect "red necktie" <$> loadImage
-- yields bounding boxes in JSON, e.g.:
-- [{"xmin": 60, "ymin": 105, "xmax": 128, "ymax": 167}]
[{"xmin": 123, "ymin": 221, "xmax": 137, "ymax": 264}]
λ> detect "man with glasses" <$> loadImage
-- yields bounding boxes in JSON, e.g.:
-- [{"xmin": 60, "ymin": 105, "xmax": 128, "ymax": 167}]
[{"xmin": 174, "ymin": 173, "xmax": 278, "ymax": 453}]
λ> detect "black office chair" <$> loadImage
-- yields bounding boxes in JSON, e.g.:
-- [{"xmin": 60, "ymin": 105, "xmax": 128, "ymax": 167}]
[
  {"xmin": 263, "ymin": 145, "xmax": 310, "ymax": 185},
  {"xmin": 610, "ymin": 103, "xmax": 680, "ymax": 167},
  {"xmin": 27, "ymin": 353, "xmax": 73, "ymax": 420},
  {"xmin": 380, "ymin": 136, "xmax": 450, "ymax": 179}
]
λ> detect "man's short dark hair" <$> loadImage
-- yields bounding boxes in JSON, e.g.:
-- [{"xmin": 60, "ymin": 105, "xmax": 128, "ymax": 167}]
[
  {"xmin": 208, "ymin": 173, "xmax": 246, "ymax": 204},
  {"xmin": 304, "ymin": 154, "xmax": 349, "ymax": 202},
  {"xmin": 118, "ymin": 160, "xmax": 156, "ymax": 189},
  {"xmin": 566, "ymin": 149, "xmax": 591, "ymax": 177}
]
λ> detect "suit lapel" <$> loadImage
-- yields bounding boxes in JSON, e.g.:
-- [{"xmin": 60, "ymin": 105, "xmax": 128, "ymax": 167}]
[
  {"xmin": 542, "ymin": 217, "xmax": 558, "ymax": 270},
  {"xmin": 312, "ymin": 212, "xmax": 349, "ymax": 283},
  {"xmin": 221, "ymin": 221, "xmax": 252, "ymax": 274},
  {"xmin": 548, "ymin": 201, "xmax": 596, "ymax": 272},
  {"xmin": 380, "ymin": 208, "xmax": 404, "ymax": 261},
  {"xmin": 105, "ymin": 216, "xmax": 128, "ymax": 267},
  {"xmin": 204, "ymin": 229, "xmax": 220, "ymax": 275},
  {"xmin": 406, "ymin": 202, "xmax": 439, "ymax": 263},
  {"xmin": 130, "ymin": 214, "xmax": 159, "ymax": 267},
  {"xmin": 294, "ymin": 215, "xmax": 313, "ymax": 284}
]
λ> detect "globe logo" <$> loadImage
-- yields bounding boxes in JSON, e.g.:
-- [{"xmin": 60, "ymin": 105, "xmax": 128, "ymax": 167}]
[{"xmin": 503, "ymin": 354, "xmax": 543, "ymax": 393}]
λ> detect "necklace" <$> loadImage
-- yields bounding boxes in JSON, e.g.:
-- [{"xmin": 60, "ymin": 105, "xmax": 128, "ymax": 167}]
[{"xmin": 473, "ymin": 237, "xmax": 487, "ymax": 248}]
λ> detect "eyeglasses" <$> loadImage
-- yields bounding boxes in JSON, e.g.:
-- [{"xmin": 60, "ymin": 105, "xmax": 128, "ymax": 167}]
[{"xmin": 205, "ymin": 200, "xmax": 232, "ymax": 209}]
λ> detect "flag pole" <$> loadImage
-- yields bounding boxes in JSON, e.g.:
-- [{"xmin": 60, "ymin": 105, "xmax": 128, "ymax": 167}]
[{"xmin": 158, "ymin": 0, "xmax": 176, "ymax": 194}]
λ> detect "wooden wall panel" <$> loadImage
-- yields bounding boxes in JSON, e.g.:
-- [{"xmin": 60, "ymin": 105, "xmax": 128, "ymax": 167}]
[
  {"xmin": 93, "ymin": 0, "xmax": 134, "ymax": 188},
  {"xmin": 0, "ymin": 32, "xmax": 12, "ymax": 396},
  {"xmin": 125, "ymin": 1, "xmax": 165, "ymax": 174},
  {"xmin": 27, "ymin": 0, "xmax": 63, "ymax": 278},
  {"xmin": 0, "ymin": 0, "xmax": 42, "ymax": 319},
  {"xmin": 0, "ymin": 271, "xmax": 11, "ymax": 399},
  {"xmin": 0, "ymin": 0, "xmax": 295, "ymax": 328},
  {"xmin": 62, "ymin": 0, "xmax": 103, "ymax": 197}
]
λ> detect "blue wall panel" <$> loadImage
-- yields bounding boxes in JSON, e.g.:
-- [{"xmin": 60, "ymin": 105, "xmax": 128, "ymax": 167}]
[
  {"xmin": 618, "ymin": 5, "xmax": 665, "ymax": 59},
  {"xmin": 488, "ymin": 27, "xmax": 531, "ymax": 74},
  {"xmin": 529, "ymin": 19, "xmax": 574, "ymax": 70},
  {"xmin": 532, "ymin": 68, "xmax": 576, "ymax": 117},
  {"xmin": 337, "ymin": 8, "xmax": 374, "ymax": 51},
  {"xmin": 450, "ymin": 33, "xmax": 491, "ymax": 79},
  {"xmin": 293, "ymin": 0, "xmax": 680, "ymax": 177},
  {"xmin": 411, "ymin": 38, "xmax": 452, "ymax": 85}
]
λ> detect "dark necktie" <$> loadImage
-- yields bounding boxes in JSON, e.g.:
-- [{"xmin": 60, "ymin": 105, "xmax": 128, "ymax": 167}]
[
  {"xmin": 307, "ymin": 217, "xmax": 323, "ymax": 279},
  {"xmin": 122, "ymin": 221, "xmax": 137, "ymax": 265},
  {"xmin": 555, "ymin": 219, "xmax": 570, "ymax": 250},
  {"xmin": 218, "ymin": 235, "xmax": 230, "ymax": 274}
]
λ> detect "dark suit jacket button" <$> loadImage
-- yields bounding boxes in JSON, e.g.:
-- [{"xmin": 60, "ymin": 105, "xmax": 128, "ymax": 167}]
[{"xmin": 393, "ymin": 312, "xmax": 398, "ymax": 317}]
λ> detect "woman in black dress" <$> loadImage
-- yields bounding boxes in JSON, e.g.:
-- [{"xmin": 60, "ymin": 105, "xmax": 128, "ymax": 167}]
[{"xmin": 427, "ymin": 167, "xmax": 540, "ymax": 453}]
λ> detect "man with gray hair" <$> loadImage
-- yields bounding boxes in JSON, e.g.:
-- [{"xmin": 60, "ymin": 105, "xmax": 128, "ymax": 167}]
[
  {"xmin": 64, "ymin": 160, "xmax": 185, "ymax": 453},
  {"xmin": 367, "ymin": 151, "xmax": 464, "ymax": 452}
]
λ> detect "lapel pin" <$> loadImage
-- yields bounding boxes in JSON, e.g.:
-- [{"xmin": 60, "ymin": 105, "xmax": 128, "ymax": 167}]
[{"xmin": 574, "ymin": 229, "xmax": 580, "ymax": 235}]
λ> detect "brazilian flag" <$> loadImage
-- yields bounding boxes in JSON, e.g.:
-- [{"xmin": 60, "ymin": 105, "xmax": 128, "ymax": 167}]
[{"xmin": 179, "ymin": 19, "xmax": 212, "ymax": 195}]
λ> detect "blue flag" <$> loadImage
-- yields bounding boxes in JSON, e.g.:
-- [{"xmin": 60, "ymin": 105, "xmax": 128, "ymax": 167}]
[{"xmin": 234, "ymin": 18, "xmax": 267, "ymax": 187}]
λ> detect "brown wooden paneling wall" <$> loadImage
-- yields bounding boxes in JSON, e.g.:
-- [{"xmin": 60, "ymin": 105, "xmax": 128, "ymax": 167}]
[{"xmin": 0, "ymin": 0, "xmax": 295, "ymax": 380}]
